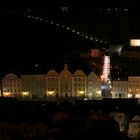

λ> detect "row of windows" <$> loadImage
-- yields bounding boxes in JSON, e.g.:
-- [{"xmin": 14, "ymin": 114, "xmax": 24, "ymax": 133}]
[
  {"xmin": 113, "ymin": 84, "xmax": 127, "ymax": 87},
  {"xmin": 113, "ymin": 89, "xmax": 127, "ymax": 92},
  {"xmin": 4, "ymin": 89, "xmax": 21, "ymax": 92},
  {"xmin": 3, "ymin": 84, "xmax": 21, "ymax": 87}
]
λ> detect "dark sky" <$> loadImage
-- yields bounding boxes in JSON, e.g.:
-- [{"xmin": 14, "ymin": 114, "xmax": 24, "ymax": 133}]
[{"xmin": 0, "ymin": 2, "xmax": 140, "ymax": 76}]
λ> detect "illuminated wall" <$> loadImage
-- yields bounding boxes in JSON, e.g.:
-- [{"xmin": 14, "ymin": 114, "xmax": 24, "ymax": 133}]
[{"xmin": 130, "ymin": 39, "xmax": 140, "ymax": 47}]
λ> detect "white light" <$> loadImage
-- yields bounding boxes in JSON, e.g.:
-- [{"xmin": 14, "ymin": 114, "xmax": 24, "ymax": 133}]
[
  {"xmin": 79, "ymin": 91, "xmax": 84, "ymax": 94},
  {"xmin": 22, "ymin": 92, "xmax": 29, "ymax": 96},
  {"xmin": 130, "ymin": 39, "xmax": 140, "ymax": 47},
  {"xmin": 72, "ymin": 30, "xmax": 75, "ymax": 32},
  {"xmin": 136, "ymin": 94, "xmax": 140, "ymax": 98},
  {"xmin": 35, "ymin": 17, "xmax": 38, "ymax": 20},
  {"xmin": 128, "ymin": 93, "xmax": 132, "ymax": 98},
  {"xmin": 51, "ymin": 21, "xmax": 54, "ymax": 24},
  {"xmin": 48, "ymin": 91, "xmax": 54, "ymax": 96},
  {"xmin": 77, "ymin": 32, "xmax": 80, "ymax": 34},
  {"xmin": 85, "ymin": 36, "xmax": 88, "ymax": 39},
  {"xmin": 56, "ymin": 23, "xmax": 59, "ymax": 26},
  {"xmin": 67, "ymin": 27, "xmax": 70, "ymax": 30},
  {"xmin": 27, "ymin": 15, "xmax": 31, "ymax": 18},
  {"xmin": 124, "ymin": 8, "xmax": 128, "ymax": 11}
]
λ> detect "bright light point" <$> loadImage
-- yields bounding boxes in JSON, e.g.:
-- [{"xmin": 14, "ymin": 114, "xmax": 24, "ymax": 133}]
[
  {"xmin": 51, "ymin": 21, "xmax": 54, "ymax": 24},
  {"xmin": 34, "ymin": 64, "xmax": 38, "ymax": 67},
  {"xmin": 95, "ymin": 39, "xmax": 98, "ymax": 41},
  {"xmin": 79, "ymin": 91, "xmax": 84, "ymax": 95},
  {"xmin": 27, "ymin": 15, "xmax": 31, "ymax": 18},
  {"xmin": 96, "ymin": 91, "xmax": 101, "ymax": 95},
  {"xmin": 48, "ymin": 91, "xmax": 54, "ymax": 96},
  {"xmin": 130, "ymin": 39, "xmax": 140, "ymax": 47},
  {"xmin": 77, "ymin": 32, "xmax": 80, "ymax": 34},
  {"xmin": 90, "ymin": 37, "xmax": 93, "ymax": 40},
  {"xmin": 124, "ymin": 8, "xmax": 128, "ymax": 11},
  {"xmin": 136, "ymin": 94, "xmax": 140, "ymax": 98},
  {"xmin": 56, "ymin": 23, "xmax": 59, "ymax": 26},
  {"xmin": 3, "ymin": 92, "xmax": 11, "ymax": 97},
  {"xmin": 22, "ymin": 92, "xmax": 29, "ymax": 96},
  {"xmin": 35, "ymin": 17, "xmax": 38, "ymax": 20},
  {"xmin": 67, "ymin": 27, "xmax": 70, "ymax": 30},
  {"xmin": 108, "ymin": 8, "xmax": 110, "ymax": 11},
  {"xmin": 85, "ymin": 36, "xmax": 88, "ymax": 39},
  {"xmin": 39, "ymin": 18, "xmax": 43, "ymax": 21},
  {"xmin": 128, "ymin": 93, "xmax": 132, "ymax": 98},
  {"xmin": 72, "ymin": 30, "xmax": 75, "ymax": 32}
]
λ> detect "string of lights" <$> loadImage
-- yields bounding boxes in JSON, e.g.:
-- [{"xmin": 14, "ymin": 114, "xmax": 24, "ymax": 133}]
[{"xmin": 24, "ymin": 14, "xmax": 108, "ymax": 44}]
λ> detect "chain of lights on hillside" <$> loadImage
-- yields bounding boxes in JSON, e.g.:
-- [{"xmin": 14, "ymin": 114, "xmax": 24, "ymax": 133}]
[{"xmin": 25, "ymin": 14, "xmax": 108, "ymax": 44}]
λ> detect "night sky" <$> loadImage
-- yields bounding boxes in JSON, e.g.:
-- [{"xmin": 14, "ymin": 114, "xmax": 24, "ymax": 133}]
[{"xmin": 0, "ymin": 2, "xmax": 140, "ymax": 77}]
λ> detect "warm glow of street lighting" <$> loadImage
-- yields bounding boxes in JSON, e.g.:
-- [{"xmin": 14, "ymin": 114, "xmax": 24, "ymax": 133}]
[
  {"xmin": 135, "ymin": 94, "xmax": 140, "ymax": 98},
  {"xmin": 128, "ymin": 93, "xmax": 132, "ymax": 98},
  {"xmin": 47, "ymin": 91, "xmax": 54, "ymax": 96},
  {"xmin": 22, "ymin": 92, "xmax": 29, "ymax": 96},
  {"xmin": 3, "ymin": 92, "xmax": 11, "ymax": 97}
]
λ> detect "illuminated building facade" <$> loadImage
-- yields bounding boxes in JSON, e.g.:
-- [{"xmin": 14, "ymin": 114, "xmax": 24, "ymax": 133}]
[
  {"xmin": 128, "ymin": 76, "xmax": 140, "ymax": 98},
  {"xmin": 60, "ymin": 64, "xmax": 72, "ymax": 97},
  {"xmin": 72, "ymin": 70, "xmax": 87, "ymax": 98},
  {"xmin": 87, "ymin": 71, "xmax": 102, "ymax": 99},
  {"xmin": 2, "ymin": 74, "xmax": 22, "ymax": 97},
  {"xmin": 2, "ymin": 64, "xmax": 140, "ymax": 99},
  {"xmin": 46, "ymin": 70, "xmax": 60, "ymax": 97},
  {"xmin": 21, "ymin": 75, "xmax": 46, "ymax": 98},
  {"xmin": 112, "ymin": 80, "xmax": 128, "ymax": 98}
]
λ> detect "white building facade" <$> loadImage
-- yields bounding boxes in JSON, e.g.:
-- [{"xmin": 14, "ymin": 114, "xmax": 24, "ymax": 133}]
[{"xmin": 112, "ymin": 80, "xmax": 128, "ymax": 98}]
